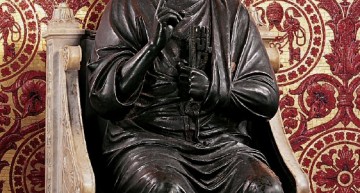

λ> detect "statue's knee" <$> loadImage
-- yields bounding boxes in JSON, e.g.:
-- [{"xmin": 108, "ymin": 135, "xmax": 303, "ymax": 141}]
[
  {"xmin": 151, "ymin": 179, "xmax": 185, "ymax": 193},
  {"xmin": 262, "ymin": 181, "xmax": 283, "ymax": 193},
  {"xmin": 246, "ymin": 176, "xmax": 284, "ymax": 193}
]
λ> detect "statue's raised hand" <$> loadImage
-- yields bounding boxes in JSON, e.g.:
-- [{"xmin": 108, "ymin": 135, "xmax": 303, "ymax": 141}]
[{"xmin": 150, "ymin": 0, "xmax": 183, "ymax": 49}]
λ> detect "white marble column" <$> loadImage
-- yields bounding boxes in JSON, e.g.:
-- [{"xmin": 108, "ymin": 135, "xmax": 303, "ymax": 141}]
[{"xmin": 43, "ymin": 3, "xmax": 95, "ymax": 193}]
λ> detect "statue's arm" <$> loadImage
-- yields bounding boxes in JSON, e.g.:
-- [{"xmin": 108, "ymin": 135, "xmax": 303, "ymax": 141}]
[
  {"xmin": 117, "ymin": 5, "xmax": 183, "ymax": 97},
  {"xmin": 228, "ymin": 7, "xmax": 279, "ymax": 120},
  {"xmin": 209, "ymin": 5, "xmax": 279, "ymax": 120},
  {"xmin": 177, "ymin": 4, "xmax": 278, "ymax": 120},
  {"xmin": 89, "ymin": 1, "xmax": 182, "ymax": 120},
  {"xmin": 116, "ymin": 43, "xmax": 162, "ymax": 98},
  {"xmin": 229, "ymin": 72, "xmax": 279, "ymax": 120}
]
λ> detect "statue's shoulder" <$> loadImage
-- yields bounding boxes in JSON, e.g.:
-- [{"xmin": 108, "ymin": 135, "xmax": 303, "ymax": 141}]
[
  {"xmin": 224, "ymin": 0, "xmax": 249, "ymax": 20},
  {"xmin": 228, "ymin": 0, "xmax": 242, "ymax": 7},
  {"xmin": 110, "ymin": 0, "xmax": 131, "ymax": 8},
  {"xmin": 233, "ymin": 0, "xmax": 248, "ymax": 13}
]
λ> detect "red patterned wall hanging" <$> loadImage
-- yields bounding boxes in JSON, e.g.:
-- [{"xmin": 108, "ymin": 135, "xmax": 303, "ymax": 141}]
[{"xmin": 247, "ymin": 0, "xmax": 360, "ymax": 192}]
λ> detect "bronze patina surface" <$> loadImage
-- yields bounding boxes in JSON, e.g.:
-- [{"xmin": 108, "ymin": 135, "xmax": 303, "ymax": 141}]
[{"xmin": 88, "ymin": 0, "xmax": 283, "ymax": 192}]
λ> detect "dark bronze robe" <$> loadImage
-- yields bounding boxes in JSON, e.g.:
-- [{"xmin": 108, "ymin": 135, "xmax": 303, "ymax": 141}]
[{"xmin": 88, "ymin": 0, "xmax": 282, "ymax": 192}]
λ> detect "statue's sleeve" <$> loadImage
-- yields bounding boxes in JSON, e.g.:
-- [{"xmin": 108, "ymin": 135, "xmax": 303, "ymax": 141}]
[
  {"xmin": 88, "ymin": 0, "xmax": 148, "ymax": 120},
  {"xmin": 228, "ymin": 5, "xmax": 279, "ymax": 120}
]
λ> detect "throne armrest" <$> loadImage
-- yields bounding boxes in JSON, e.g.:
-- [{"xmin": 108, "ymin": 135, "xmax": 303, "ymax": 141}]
[
  {"xmin": 269, "ymin": 110, "xmax": 310, "ymax": 193},
  {"xmin": 44, "ymin": 3, "xmax": 95, "ymax": 193},
  {"xmin": 248, "ymin": 6, "xmax": 310, "ymax": 193}
]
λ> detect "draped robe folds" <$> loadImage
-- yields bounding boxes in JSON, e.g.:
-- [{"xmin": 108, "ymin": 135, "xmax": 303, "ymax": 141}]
[{"xmin": 88, "ymin": 0, "xmax": 281, "ymax": 192}]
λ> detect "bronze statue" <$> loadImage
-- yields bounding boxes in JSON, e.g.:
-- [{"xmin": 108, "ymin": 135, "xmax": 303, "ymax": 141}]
[{"xmin": 88, "ymin": 0, "xmax": 283, "ymax": 192}]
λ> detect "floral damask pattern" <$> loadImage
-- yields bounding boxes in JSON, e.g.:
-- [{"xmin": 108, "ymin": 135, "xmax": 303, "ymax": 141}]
[
  {"xmin": 19, "ymin": 80, "xmax": 45, "ymax": 117},
  {"xmin": 249, "ymin": 0, "xmax": 360, "ymax": 192},
  {"xmin": 356, "ymin": 88, "xmax": 360, "ymax": 110},
  {"xmin": 0, "ymin": 93, "xmax": 10, "ymax": 131},
  {"xmin": 253, "ymin": 0, "xmax": 326, "ymax": 86},
  {"xmin": 313, "ymin": 145, "xmax": 360, "ymax": 193},
  {"xmin": 305, "ymin": 83, "xmax": 336, "ymax": 119},
  {"xmin": 0, "ymin": 0, "xmax": 40, "ymax": 82},
  {"xmin": 300, "ymin": 129, "xmax": 360, "ymax": 193},
  {"xmin": 0, "ymin": 3, "xmax": 21, "ymax": 63},
  {"xmin": 0, "ymin": 0, "xmax": 359, "ymax": 192}
]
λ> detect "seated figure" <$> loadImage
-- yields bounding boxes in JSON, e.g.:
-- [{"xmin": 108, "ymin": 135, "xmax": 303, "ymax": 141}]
[{"xmin": 88, "ymin": 0, "xmax": 283, "ymax": 192}]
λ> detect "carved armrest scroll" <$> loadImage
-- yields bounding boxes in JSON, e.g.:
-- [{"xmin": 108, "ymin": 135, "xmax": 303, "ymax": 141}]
[{"xmin": 63, "ymin": 45, "xmax": 82, "ymax": 71}]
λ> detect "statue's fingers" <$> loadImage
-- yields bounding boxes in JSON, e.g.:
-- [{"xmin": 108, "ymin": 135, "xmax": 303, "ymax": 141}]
[
  {"xmin": 157, "ymin": 7, "xmax": 183, "ymax": 20},
  {"xmin": 178, "ymin": 65, "xmax": 191, "ymax": 75},
  {"xmin": 190, "ymin": 72, "xmax": 202, "ymax": 85},
  {"xmin": 189, "ymin": 87, "xmax": 203, "ymax": 99},
  {"xmin": 190, "ymin": 75, "xmax": 197, "ymax": 84},
  {"xmin": 178, "ymin": 59, "xmax": 188, "ymax": 65},
  {"xmin": 190, "ymin": 70, "xmax": 208, "ymax": 84},
  {"xmin": 158, "ymin": 14, "xmax": 181, "ymax": 27},
  {"xmin": 158, "ymin": 9, "xmax": 182, "ymax": 26},
  {"xmin": 157, "ymin": 7, "xmax": 169, "ymax": 16}
]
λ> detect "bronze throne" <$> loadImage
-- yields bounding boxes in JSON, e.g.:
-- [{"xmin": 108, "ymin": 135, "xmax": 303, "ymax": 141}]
[{"xmin": 44, "ymin": 2, "xmax": 310, "ymax": 193}]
